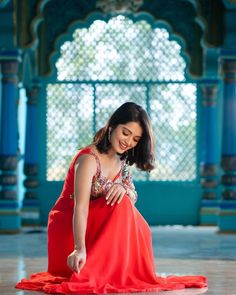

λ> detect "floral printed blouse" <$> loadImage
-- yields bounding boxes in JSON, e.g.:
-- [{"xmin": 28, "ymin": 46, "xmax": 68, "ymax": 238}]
[{"xmin": 88, "ymin": 150, "xmax": 137, "ymax": 203}]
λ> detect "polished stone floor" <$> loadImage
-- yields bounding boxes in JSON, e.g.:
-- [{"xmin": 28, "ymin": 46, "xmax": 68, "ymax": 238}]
[{"xmin": 0, "ymin": 226, "xmax": 235, "ymax": 295}]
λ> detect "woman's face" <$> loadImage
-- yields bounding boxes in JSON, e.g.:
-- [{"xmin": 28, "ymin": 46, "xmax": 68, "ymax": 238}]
[{"xmin": 110, "ymin": 122, "xmax": 143, "ymax": 154}]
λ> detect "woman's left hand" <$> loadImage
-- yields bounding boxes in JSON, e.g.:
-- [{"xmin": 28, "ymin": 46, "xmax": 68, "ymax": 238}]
[{"xmin": 106, "ymin": 183, "xmax": 127, "ymax": 206}]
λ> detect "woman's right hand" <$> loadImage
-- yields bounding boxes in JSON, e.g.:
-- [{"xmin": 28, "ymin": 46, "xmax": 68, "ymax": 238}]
[{"xmin": 67, "ymin": 249, "xmax": 86, "ymax": 273}]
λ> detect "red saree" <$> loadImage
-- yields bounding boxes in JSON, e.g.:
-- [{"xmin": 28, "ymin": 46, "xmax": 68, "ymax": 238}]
[{"xmin": 16, "ymin": 148, "xmax": 207, "ymax": 293}]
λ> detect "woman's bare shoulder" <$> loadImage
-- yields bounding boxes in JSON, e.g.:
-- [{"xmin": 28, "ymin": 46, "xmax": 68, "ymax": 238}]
[{"xmin": 74, "ymin": 151, "xmax": 97, "ymax": 174}]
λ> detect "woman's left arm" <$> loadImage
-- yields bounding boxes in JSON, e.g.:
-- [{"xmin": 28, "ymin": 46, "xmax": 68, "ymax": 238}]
[{"xmin": 106, "ymin": 163, "xmax": 137, "ymax": 205}]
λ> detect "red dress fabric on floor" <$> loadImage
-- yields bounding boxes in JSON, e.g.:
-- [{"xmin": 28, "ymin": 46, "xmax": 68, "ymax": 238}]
[{"xmin": 16, "ymin": 148, "xmax": 207, "ymax": 294}]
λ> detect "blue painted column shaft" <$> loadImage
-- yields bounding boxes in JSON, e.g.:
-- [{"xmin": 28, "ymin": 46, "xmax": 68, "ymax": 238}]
[
  {"xmin": 0, "ymin": 49, "xmax": 21, "ymax": 232},
  {"xmin": 21, "ymin": 79, "xmax": 40, "ymax": 226},
  {"xmin": 199, "ymin": 80, "xmax": 220, "ymax": 225},
  {"xmin": 219, "ymin": 55, "xmax": 236, "ymax": 232}
]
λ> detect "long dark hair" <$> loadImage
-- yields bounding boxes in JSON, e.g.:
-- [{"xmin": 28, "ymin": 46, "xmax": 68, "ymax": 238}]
[{"xmin": 93, "ymin": 102, "xmax": 155, "ymax": 172}]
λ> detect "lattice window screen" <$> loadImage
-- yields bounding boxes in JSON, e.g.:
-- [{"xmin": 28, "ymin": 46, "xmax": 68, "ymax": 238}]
[
  {"xmin": 149, "ymin": 84, "xmax": 196, "ymax": 181},
  {"xmin": 47, "ymin": 84, "xmax": 94, "ymax": 180},
  {"xmin": 46, "ymin": 15, "xmax": 196, "ymax": 181}
]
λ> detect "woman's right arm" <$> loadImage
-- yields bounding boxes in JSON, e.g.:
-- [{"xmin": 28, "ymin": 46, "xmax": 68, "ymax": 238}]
[{"xmin": 67, "ymin": 154, "xmax": 97, "ymax": 273}]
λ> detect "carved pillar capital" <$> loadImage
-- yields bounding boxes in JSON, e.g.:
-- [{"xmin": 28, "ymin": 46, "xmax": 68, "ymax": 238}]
[
  {"xmin": 25, "ymin": 78, "xmax": 41, "ymax": 105},
  {"xmin": 0, "ymin": 49, "xmax": 21, "ymax": 84},
  {"xmin": 199, "ymin": 79, "xmax": 219, "ymax": 106},
  {"xmin": 220, "ymin": 54, "xmax": 236, "ymax": 83}
]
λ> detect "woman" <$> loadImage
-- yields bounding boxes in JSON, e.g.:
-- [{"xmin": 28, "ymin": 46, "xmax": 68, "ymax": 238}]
[{"xmin": 16, "ymin": 102, "xmax": 207, "ymax": 294}]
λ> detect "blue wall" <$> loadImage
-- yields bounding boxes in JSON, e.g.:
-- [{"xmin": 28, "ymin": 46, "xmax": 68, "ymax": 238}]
[{"xmin": 38, "ymin": 180, "xmax": 202, "ymax": 226}]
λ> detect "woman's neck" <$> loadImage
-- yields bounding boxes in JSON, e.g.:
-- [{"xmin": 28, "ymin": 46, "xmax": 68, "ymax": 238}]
[
  {"xmin": 106, "ymin": 147, "xmax": 119, "ymax": 160},
  {"xmin": 89, "ymin": 144, "xmax": 119, "ymax": 160}
]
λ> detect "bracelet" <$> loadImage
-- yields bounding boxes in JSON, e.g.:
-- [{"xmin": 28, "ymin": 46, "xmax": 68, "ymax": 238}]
[{"xmin": 117, "ymin": 183, "xmax": 138, "ymax": 203}]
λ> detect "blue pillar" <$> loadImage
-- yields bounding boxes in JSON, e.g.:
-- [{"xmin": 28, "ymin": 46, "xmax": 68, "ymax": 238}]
[
  {"xmin": 199, "ymin": 79, "xmax": 220, "ymax": 225},
  {"xmin": 21, "ymin": 79, "xmax": 40, "ymax": 226},
  {"xmin": 219, "ymin": 54, "xmax": 236, "ymax": 232},
  {"xmin": 0, "ymin": 49, "xmax": 21, "ymax": 232}
]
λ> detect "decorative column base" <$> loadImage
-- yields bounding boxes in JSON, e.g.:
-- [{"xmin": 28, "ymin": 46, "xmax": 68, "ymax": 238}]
[
  {"xmin": 21, "ymin": 201, "xmax": 40, "ymax": 226},
  {"xmin": 21, "ymin": 164, "xmax": 40, "ymax": 226},
  {"xmin": 218, "ymin": 201, "xmax": 236, "ymax": 233},
  {"xmin": 219, "ymin": 159, "xmax": 236, "ymax": 232},
  {"xmin": 200, "ymin": 200, "xmax": 220, "ymax": 225},
  {"xmin": 200, "ymin": 164, "xmax": 219, "ymax": 225},
  {"xmin": 0, "ymin": 201, "xmax": 21, "ymax": 233},
  {"xmin": 0, "ymin": 156, "xmax": 21, "ymax": 233}
]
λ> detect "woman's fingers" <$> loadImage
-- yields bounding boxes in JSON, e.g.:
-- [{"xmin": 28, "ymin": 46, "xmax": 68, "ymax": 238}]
[
  {"xmin": 106, "ymin": 186, "xmax": 115, "ymax": 200},
  {"xmin": 75, "ymin": 257, "xmax": 87, "ymax": 273},
  {"xmin": 68, "ymin": 256, "xmax": 76, "ymax": 272},
  {"xmin": 106, "ymin": 189, "xmax": 117, "ymax": 205},
  {"xmin": 110, "ymin": 191, "xmax": 122, "ymax": 206},
  {"xmin": 106, "ymin": 184, "xmax": 125, "ymax": 205},
  {"xmin": 67, "ymin": 256, "xmax": 74, "ymax": 271},
  {"xmin": 106, "ymin": 186, "xmax": 119, "ymax": 204},
  {"xmin": 67, "ymin": 251, "xmax": 86, "ymax": 273},
  {"xmin": 117, "ymin": 193, "xmax": 124, "ymax": 204},
  {"xmin": 73, "ymin": 257, "xmax": 85, "ymax": 273},
  {"xmin": 75, "ymin": 258, "xmax": 80, "ymax": 273},
  {"xmin": 79, "ymin": 258, "xmax": 86, "ymax": 271}
]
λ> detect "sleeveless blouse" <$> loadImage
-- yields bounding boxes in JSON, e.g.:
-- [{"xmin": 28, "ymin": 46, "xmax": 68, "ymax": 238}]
[{"xmin": 72, "ymin": 148, "xmax": 137, "ymax": 202}]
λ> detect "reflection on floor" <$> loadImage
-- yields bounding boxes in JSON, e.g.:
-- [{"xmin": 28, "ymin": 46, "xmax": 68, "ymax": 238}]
[{"xmin": 0, "ymin": 226, "xmax": 235, "ymax": 295}]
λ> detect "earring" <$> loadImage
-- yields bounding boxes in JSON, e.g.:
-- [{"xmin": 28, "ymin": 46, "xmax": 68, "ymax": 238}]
[
  {"xmin": 132, "ymin": 148, "xmax": 135, "ymax": 157},
  {"xmin": 108, "ymin": 128, "xmax": 111, "ymax": 142}
]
